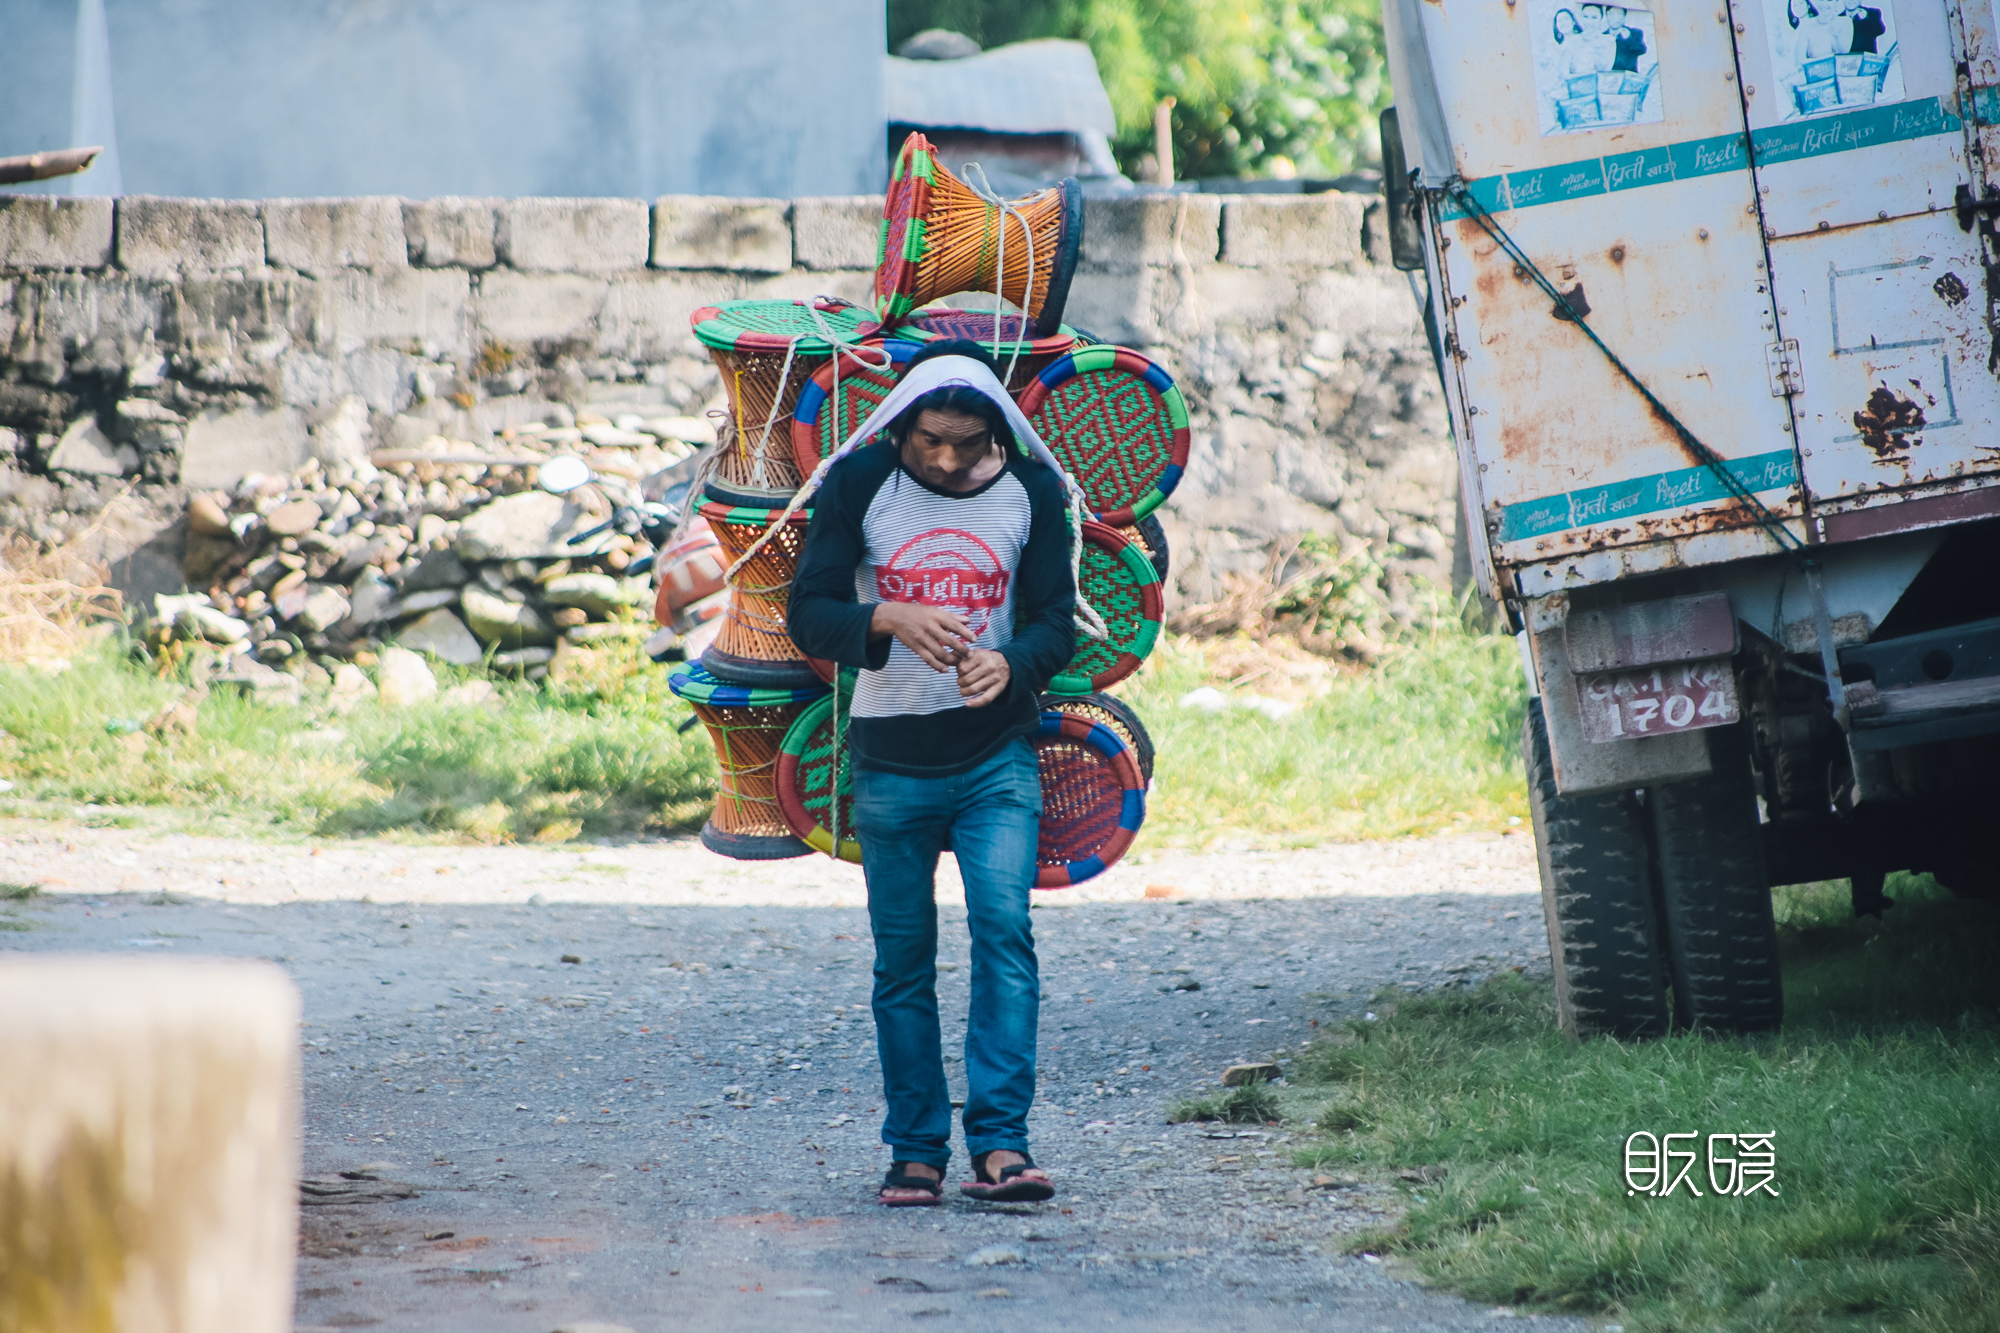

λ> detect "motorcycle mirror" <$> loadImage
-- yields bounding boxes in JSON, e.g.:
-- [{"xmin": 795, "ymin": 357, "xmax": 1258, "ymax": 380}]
[{"xmin": 538, "ymin": 455, "xmax": 592, "ymax": 494}]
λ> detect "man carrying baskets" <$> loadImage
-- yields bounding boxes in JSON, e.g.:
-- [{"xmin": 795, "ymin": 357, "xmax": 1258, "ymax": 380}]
[{"xmin": 788, "ymin": 339, "xmax": 1077, "ymax": 1206}]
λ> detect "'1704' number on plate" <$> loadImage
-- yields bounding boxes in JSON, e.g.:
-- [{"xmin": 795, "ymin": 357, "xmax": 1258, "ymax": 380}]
[{"xmin": 1577, "ymin": 657, "xmax": 1739, "ymax": 743}]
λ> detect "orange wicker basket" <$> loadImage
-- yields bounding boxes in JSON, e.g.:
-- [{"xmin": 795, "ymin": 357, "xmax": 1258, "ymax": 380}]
[
  {"xmin": 697, "ymin": 500, "xmax": 820, "ymax": 688},
  {"xmin": 690, "ymin": 298, "xmax": 881, "ymax": 502},
  {"xmin": 875, "ymin": 132, "xmax": 1082, "ymax": 337},
  {"xmin": 669, "ymin": 667, "xmax": 826, "ymax": 860}
]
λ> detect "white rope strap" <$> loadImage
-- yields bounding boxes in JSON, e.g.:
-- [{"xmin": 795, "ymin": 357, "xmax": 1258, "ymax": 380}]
[
  {"xmin": 724, "ymin": 346, "xmax": 1108, "ymax": 642},
  {"xmin": 946, "ymin": 170, "xmax": 1108, "ymax": 642},
  {"xmin": 746, "ymin": 339, "xmax": 800, "ymax": 491},
  {"xmin": 722, "ymin": 302, "xmax": 894, "ymax": 582},
  {"xmin": 958, "ymin": 162, "xmax": 1040, "ymax": 393}
]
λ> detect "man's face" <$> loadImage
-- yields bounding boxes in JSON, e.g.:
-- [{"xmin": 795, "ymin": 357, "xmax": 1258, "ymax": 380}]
[
  {"xmin": 900, "ymin": 408, "xmax": 996, "ymax": 490},
  {"xmin": 1606, "ymin": 6, "xmax": 1626, "ymax": 27}
]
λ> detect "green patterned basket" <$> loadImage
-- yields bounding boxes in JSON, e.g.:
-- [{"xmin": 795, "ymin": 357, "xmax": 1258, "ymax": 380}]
[
  {"xmin": 1046, "ymin": 520, "xmax": 1164, "ymax": 694},
  {"xmin": 1018, "ymin": 344, "xmax": 1190, "ymax": 527},
  {"xmin": 775, "ymin": 685, "xmax": 863, "ymax": 863}
]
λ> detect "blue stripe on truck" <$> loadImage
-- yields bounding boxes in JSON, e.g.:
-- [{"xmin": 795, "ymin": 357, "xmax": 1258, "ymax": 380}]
[
  {"xmin": 1439, "ymin": 97, "xmax": 1959, "ymax": 220},
  {"xmin": 1497, "ymin": 449, "xmax": 1800, "ymax": 544}
]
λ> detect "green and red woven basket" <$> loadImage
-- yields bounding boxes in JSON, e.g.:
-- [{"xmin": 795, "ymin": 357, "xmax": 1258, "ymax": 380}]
[
  {"xmin": 1019, "ymin": 345, "xmax": 1190, "ymax": 527},
  {"xmin": 1046, "ymin": 520, "xmax": 1164, "ymax": 694}
]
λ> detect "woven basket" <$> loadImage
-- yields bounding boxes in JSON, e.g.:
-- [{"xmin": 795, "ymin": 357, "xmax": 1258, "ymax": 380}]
[
  {"xmin": 1033, "ymin": 708, "xmax": 1146, "ymax": 887},
  {"xmin": 875, "ymin": 132, "xmax": 1083, "ymax": 337},
  {"xmin": 900, "ymin": 308, "xmax": 1079, "ymax": 395},
  {"xmin": 788, "ymin": 338, "xmax": 925, "ymax": 481},
  {"xmin": 668, "ymin": 667, "xmax": 827, "ymax": 860},
  {"xmin": 1038, "ymin": 690, "xmax": 1155, "ymax": 784},
  {"xmin": 696, "ymin": 500, "xmax": 820, "ymax": 689},
  {"xmin": 1017, "ymin": 345, "xmax": 1191, "ymax": 527},
  {"xmin": 691, "ymin": 299, "xmax": 881, "ymax": 500},
  {"xmin": 775, "ymin": 687, "xmax": 863, "ymax": 863},
  {"xmin": 1047, "ymin": 520, "xmax": 1164, "ymax": 694}
]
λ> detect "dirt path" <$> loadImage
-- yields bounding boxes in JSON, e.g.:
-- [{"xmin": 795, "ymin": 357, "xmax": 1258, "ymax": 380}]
[
  {"xmin": 1, "ymin": 822, "xmax": 1578, "ymax": 1333},
  {"xmin": 0, "ymin": 819, "xmax": 1542, "ymax": 909}
]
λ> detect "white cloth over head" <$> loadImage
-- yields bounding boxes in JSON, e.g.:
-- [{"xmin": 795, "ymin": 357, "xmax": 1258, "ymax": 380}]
[
  {"xmin": 827, "ymin": 354, "xmax": 1065, "ymax": 492},
  {"xmin": 744, "ymin": 351, "xmax": 1105, "ymax": 640}
]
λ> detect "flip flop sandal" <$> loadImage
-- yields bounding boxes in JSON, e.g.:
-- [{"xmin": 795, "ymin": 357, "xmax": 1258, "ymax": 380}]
[
  {"xmin": 960, "ymin": 1150, "xmax": 1055, "ymax": 1203},
  {"xmin": 878, "ymin": 1162, "xmax": 944, "ymax": 1208}
]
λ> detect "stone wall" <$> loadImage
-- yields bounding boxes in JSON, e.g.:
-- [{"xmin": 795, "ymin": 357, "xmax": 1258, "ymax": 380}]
[{"xmin": 0, "ymin": 191, "xmax": 1453, "ymax": 618}]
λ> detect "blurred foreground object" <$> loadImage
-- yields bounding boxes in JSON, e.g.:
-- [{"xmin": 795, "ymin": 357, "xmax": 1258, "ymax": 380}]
[
  {"xmin": 0, "ymin": 956, "xmax": 301, "ymax": 1333},
  {"xmin": 0, "ymin": 147, "xmax": 102, "ymax": 185}
]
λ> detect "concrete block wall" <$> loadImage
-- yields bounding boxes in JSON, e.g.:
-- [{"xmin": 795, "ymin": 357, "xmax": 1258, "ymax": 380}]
[{"xmin": 0, "ymin": 190, "xmax": 1451, "ymax": 616}]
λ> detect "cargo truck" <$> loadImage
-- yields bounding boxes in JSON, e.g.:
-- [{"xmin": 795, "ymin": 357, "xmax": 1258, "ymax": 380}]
[{"xmin": 1376, "ymin": 0, "xmax": 2000, "ymax": 1035}]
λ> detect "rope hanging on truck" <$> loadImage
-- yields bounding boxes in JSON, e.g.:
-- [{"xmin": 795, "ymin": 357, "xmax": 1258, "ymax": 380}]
[
  {"xmin": 1442, "ymin": 179, "xmax": 1804, "ymax": 556},
  {"xmin": 1442, "ymin": 180, "xmax": 1859, "ymax": 726}
]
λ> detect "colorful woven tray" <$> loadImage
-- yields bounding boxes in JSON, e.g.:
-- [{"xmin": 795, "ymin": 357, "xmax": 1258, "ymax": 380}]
[
  {"xmin": 1017, "ymin": 345, "xmax": 1190, "ymax": 526},
  {"xmin": 788, "ymin": 339, "xmax": 924, "ymax": 479},
  {"xmin": 1039, "ymin": 691, "xmax": 1155, "ymax": 785},
  {"xmin": 689, "ymin": 298, "xmax": 880, "ymax": 355},
  {"xmin": 667, "ymin": 666, "xmax": 827, "ymax": 710},
  {"xmin": 1046, "ymin": 520, "xmax": 1164, "ymax": 694},
  {"xmin": 1033, "ymin": 708, "xmax": 1146, "ymax": 888},
  {"xmin": 899, "ymin": 309, "xmax": 1079, "ymax": 393},
  {"xmin": 775, "ymin": 689, "xmax": 863, "ymax": 864}
]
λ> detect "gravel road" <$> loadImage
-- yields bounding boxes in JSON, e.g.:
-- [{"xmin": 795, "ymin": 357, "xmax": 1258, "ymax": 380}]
[{"xmin": 1, "ymin": 820, "xmax": 1585, "ymax": 1333}]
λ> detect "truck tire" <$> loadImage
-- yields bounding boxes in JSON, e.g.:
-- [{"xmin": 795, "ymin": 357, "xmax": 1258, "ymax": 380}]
[
  {"xmin": 1523, "ymin": 697, "xmax": 1669, "ymax": 1038},
  {"xmin": 1649, "ymin": 727, "xmax": 1784, "ymax": 1032}
]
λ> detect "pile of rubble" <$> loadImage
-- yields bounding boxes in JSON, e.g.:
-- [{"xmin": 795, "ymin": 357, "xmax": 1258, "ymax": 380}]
[{"xmin": 148, "ymin": 410, "xmax": 714, "ymax": 701}]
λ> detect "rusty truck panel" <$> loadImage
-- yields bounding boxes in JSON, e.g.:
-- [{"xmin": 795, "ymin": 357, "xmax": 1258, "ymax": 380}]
[
  {"xmin": 1414, "ymin": 0, "xmax": 1805, "ymax": 588},
  {"xmin": 1405, "ymin": 0, "xmax": 2000, "ymax": 599},
  {"xmin": 1769, "ymin": 209, "xmax": 2000, "ymax": 529}
]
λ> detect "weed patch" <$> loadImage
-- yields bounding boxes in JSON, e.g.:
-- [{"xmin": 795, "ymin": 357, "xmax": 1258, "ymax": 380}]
[
  {"xmin": 1286, "ymin": 874, "xmax": 2000, "ymax": 1331},
  {"xmin": 1168, "ymin": 1078, "xmax": 1282, "ymax": 1124}
]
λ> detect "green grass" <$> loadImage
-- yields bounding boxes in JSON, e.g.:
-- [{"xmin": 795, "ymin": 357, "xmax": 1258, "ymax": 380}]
[
  {"xmin": 1124, "ymin": 629, "xmax": 1529, "ymax": 845},
  {"xmin": 1168, "ymin": 1078, "xmax": 1283, "ymax": 1124},
  {"xmin": 0, "ymin": 628, "xmax": 1528, "ymax": 845},
  {"xmin": 0, "ymin": 644, "xmax": 715, "ymax": 842},
  {"xmin": 1285, "ymin": 874, "xmax": 2000, "ymax": 1332}
]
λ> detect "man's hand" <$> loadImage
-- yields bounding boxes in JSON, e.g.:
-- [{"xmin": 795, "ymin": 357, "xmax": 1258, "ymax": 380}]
[
  {"xmin": 956, "ymin": 649, "xmax": 1011, "ymax": 707},
  {"xmin": 870, "ymin": 602, "xmax": 973, "ymax": 673}
]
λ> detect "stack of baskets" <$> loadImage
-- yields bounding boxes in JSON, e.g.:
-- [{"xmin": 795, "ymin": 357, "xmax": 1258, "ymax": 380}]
[
  {"xmin": 676, "ymin": 132, "xmax": 1189, "ymax": 882},
  {"xmin": 667, "ymin": 298, "xmax": 878, "ymax": 859}
]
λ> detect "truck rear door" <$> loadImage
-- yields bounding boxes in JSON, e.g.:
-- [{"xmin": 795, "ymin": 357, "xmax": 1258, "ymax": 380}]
[
  {"xmin": 1413, "ymin": 0, "xmax": 1806, "ymax": 597},
  {"xmin": 1739, "ymin": 0, "xmax": 2000, "ymax": 542}
]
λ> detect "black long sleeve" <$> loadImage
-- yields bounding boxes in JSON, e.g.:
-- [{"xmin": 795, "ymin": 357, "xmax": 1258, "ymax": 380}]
[
  {"xmin": 784, "ymin": 439, "xmax": 1077, "ymax": 776},
  {"xmin": 786, "ymin": 455, "xmax": 892, "ymax": 672}
]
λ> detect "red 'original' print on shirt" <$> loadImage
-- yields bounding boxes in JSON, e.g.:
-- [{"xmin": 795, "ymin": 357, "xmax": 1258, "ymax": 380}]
[{"xmin": 877, "ymin": 527, "xmax": 1010, "ymax": 634}]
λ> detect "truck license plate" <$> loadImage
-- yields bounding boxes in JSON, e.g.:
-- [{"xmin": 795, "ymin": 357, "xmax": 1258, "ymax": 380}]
[{"xmin": 1576, "ymin": 657, "xmax": 1740, "ymax": 743}]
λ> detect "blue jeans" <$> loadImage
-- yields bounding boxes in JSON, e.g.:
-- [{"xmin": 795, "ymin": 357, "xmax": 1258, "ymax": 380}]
[{"xmin": 852, "ymin": 737, "xmax": 1042, "ymax": 1171}]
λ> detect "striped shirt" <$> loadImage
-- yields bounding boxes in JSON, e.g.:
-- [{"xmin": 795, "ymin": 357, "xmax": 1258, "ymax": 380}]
[{"xmin": 787, "ymin": 439, "xmax": 1077, "ymax": 776}]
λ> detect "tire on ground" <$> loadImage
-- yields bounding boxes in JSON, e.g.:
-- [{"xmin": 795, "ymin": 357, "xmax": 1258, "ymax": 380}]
[
  {"xmin": 1649, "ymin": 725, "xmax": 1783, "ymax": 1032},
  {"xmin": 1523, "ymin": 696, "xmax": 1669, "ymax": 1038}
]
